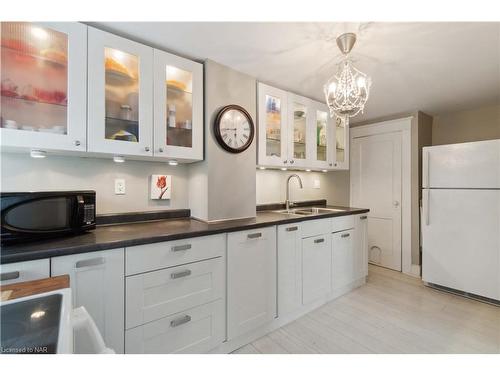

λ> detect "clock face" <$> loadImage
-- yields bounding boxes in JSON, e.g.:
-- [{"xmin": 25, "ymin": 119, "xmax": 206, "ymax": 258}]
[{"xmin": 214, "ymin": 105, "xmax": 255, "ymax": 153}]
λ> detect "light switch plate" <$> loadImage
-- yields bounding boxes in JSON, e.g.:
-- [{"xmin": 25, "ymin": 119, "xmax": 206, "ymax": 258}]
[
  {"xmin": 313, "ymin": 179, "xmax": 321, "ymax": 189},
  {"xmin": 114, "ymin": 179, "xmax": 126, "ymax": 195}
]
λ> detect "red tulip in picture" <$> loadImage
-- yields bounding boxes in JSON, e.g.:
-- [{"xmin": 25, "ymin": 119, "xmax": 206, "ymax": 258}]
[{"xmin": 150, "ymin": 175, "xmax": 171, "ymax": 200}]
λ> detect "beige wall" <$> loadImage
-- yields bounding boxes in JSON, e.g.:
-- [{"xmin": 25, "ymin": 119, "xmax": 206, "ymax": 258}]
[
  {"xmin": 256, "ymin": 169, "xmax": 350, "ymax": 206},
  {"xmin": 0, "ymin": 153, "xmax": 189, "ymax": 214},
  {"xmin": 432, "ymin": 104, "xmax": 500, "ymax": 145}
]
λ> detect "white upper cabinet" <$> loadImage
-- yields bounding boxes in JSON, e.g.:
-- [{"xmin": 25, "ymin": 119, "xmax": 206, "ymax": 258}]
[
  {"xmin": 257, "ymin": 83, "xmax": 289, "ymax": 167},
  {"xmin": 0, "ymin": 22, "xmax": 87, "ymax": 152},
  {"xmin": 257, "ymin": 82, "xmax": 348, "ymax": 171},
  {"xmin": 87, "ymin": 26, "xmax": 153, "ymax": 157},
  {"xmin": 153, "ymin": 49, "xmax": 203, "ymax": 161}
]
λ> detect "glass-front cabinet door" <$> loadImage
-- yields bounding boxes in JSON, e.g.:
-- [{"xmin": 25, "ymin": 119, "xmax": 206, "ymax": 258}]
[
  {"xmin": 87, "ymin": 27, "xmax": 153, "ymax": 157},
  {"xmin": 287, "ymin": 94, "xmax": 311, "ymax": 168},
  {"xmin": 257, "ymin": 83, "xmax": 288, "ymax": 167},
  {"xmin": 310, "ymin": 101, "xmax": 332, "ymax": 169},
  {"xmin": 153, "ymin": 49, "xmax": 203, "ymax": 161},
  {"xmin": 333, "ymin": 115, "xmax": 349, "ymax": 169},
  {"xmin": 0, "ymin": 22, "xmax": 86, "ymax": 152}
]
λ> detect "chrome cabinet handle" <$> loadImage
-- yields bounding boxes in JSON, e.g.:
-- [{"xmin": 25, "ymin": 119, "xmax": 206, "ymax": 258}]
[
  {"xmin": 283, "ymin": 160, "xmax": 288, "ymax": 164},
  {"xmin": 0, "ymin": 271, "xmax": 20, "ymax": 281},
  {"xmin": 290, "ymin": 160, "xmax": 294, "ymax": 164},
  {"xmin": 360, "ymin": 215, "xmax": 367, "ymax": 220},
  {"xmin": 144, "ymin": 146, "xmax": 150, "ymax": 152},
  {"xmin": 341, "ymin": 233, "xmax": 350, "ymax": 238},
  {"xmin": 170, "ymin": 315, "xmax": 191, "ymax": 327},
  {"xmin": 171, "ymin": 244, "xmax": 192, "ymax": 252},
  {"xmin": 74, "ymin": 140, "xmax": 81, "ymax": 146},
  {"xmin": 286, "ymin": 226, "xmax": 298, "ymax": 232},
  {"xmin": 247, "ymin": 232, "xmax": 262, "ymax": 239},
  {"xmin": 75, "ymin": 257, "xmax": 105, "ymax": 268},
  {"xmin": 171, "ymin": 269, "xmax": 192, "ymax": 279},
  {"xmin": 314, "ymin": 238, "xmax": 325, "ymax": 244},
  {"xmin": 158, "ymin": 148, "xmax": 164, "ymax": 153}
]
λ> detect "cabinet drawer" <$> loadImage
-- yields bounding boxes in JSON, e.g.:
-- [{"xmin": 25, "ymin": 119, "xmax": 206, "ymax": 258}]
[
  {"xmin": 0, "ymin": 259, "xmax": 50, "ymax": 286},
  {"xmin": 126, "ymin": 234, "xmax": 225, "ymax": 275},
  {"xmin": 126, "ymin": 257, "xmax": 224, "ymax": 329},
  {"xmin": 331, "ymin": 215, "xmax": 355, "ymax": 233},
  {"xmin": 301, "ymin": 218, "xmax": 331, "ymax": 238},
  {"xmin": 125, "ymin": 299, "xmax": 224, "ymax": 354}
]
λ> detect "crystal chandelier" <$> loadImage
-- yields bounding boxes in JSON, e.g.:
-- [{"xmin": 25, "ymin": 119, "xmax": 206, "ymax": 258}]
[{"xmin": 324, "ymin": 32, "xmax": 372, "ymax": 118}]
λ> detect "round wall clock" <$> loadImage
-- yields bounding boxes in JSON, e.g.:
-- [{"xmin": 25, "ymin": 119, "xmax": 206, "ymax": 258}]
[{"xmin": 214, "ymin": 105, "xmax": 255, "ymax": 153}]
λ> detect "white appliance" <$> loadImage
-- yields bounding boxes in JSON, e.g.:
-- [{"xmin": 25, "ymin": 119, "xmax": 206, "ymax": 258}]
[
  {"xmin": 421, "ymin": 139, "xmax": 500, "ymax": 301},
  {"xmin": 1, "ymin": 288, "xmax": 114, "ymax": 354}
]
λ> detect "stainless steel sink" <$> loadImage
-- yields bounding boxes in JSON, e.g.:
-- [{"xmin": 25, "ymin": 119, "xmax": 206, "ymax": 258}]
[{"xmin": 273, "ymin": 207, "xmax": 346, "ymax": 216}]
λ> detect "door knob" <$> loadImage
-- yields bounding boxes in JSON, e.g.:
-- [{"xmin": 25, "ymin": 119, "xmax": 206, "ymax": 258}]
[{"xmin": 393, "ymin": 200, "xmax": 400, "ymax": 207}]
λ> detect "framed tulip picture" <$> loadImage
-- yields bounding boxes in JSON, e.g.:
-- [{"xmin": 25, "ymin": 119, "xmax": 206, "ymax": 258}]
[{"xmin": 150, "ymin": 175, "xmax": 171, "ymax": 200}]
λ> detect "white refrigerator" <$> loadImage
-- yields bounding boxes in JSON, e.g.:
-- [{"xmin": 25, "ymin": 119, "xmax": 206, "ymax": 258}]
[{"xmin": 421, "ymin": 139, "xmax": 500, "ymax": 301}]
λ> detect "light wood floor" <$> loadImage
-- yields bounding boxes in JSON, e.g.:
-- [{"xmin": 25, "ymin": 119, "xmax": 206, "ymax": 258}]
[{"xmin": 232, "ymin": 265, "xmax": 500, "ymax": 354}]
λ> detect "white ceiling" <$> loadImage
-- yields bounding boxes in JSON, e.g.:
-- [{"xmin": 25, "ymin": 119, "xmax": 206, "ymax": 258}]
[{"xmin": 93, "ymin": 22, "xmax": 500, "ymax": 122}]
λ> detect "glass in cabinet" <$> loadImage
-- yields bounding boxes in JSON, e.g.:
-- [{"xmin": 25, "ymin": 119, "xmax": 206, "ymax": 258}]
[
  {"xmin": 310, "ymin": 102, "xmax": 331, "ymax": 169},
  {"xmin": 333, "ymin": 115, "xmax": 349, "ymax": 169},
  {"xmin": 153, "ymin": 49, "xmax": 203, "ymax": 161},
  {"xmin": 257, "ymin": 83, "xmax": 288, "ymax": 167},
  {"xmin": 287, "ymin": 94, "xmax": 311, "ymax": 168},
  {"xmin": 0, "ymin": 22, "xmax": 86, "ymax": 151},
  {"xmin": 87, "ymin": 27, "xmax": 153, "ymax": 157}
]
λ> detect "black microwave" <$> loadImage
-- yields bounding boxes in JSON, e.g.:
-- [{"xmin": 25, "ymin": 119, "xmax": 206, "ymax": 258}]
[{"xmin": 1, "ymin": 191, "xmax": 96, "ymax": 244}]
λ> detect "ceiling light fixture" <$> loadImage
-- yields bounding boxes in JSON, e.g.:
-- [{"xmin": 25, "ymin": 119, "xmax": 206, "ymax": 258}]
[
  {"xmin": 30, "ymin": 150, "xmax": 47, "ymax": 158},
  {"xmin": 324, "ymin": 33, "xmax": 372, "ymax": 119},
  {"xmin": 113, "ymin": 155, "xmax": 125, "ymax": 163}
]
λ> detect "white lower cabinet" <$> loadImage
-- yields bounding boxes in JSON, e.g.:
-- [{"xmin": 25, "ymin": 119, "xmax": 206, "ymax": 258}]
[
  {"xmin": 277, "ymin": 223, "xmax": 302, "ymax": 317},
  {"xmin": 50, "ymin": 248, "xmax": 125, "ymax": 354},
  {"xmin": 227, "ymin": 226, "xmax": 277, "ymax": 340},
  {"xmin": 302, "ymin": 234, "xmax": 332, "ymax": 305},
  {"xmin": 125, "ymin": 299, "xmax": 224, "ymax": 354},
  {"xmin": 126, "ymin": 257, "xmax": 224, "ymax": 329},
  {"xmin": 0, "ymin": 259, "xmax": 50, "ymax": 286},
  {"xmin": 332, "ymin": 229, "xmax": 356, "ymax": 291}
]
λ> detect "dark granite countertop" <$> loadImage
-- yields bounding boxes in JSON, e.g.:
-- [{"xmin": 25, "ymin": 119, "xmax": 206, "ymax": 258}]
[{"xmin": 0, "ymin": 205, "xmax": 369, "ymax": 264}]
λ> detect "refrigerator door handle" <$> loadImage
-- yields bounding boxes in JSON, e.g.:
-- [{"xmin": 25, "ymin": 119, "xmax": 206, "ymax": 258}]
[
  {"xmin": 423, "ymin": 150, "xmax": 430, "ymax": 188},
  {"xmin": 423, "ymin": 189, "xmax": 430, "ymax": 225}
]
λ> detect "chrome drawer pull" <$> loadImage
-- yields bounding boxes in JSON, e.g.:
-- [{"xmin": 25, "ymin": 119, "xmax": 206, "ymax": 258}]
[
  {"xmin": 0, "ymin": 271, "xmax": 20, "ymax": 281},
  {"xmin": 75, "ymin": 257, "xmax": 105, "ymax": 268},
  {"xmin": 360, "ymin": 216, "xmax": 368, "ymax": 220},
  {"xmin": 170, "ymin": 315, "xmax": 192, "ymax": 327},
  {"xmin": 247, "ymin": 232, "xmax": 262, "ymax": 239},
  {"xmin": 171, "ymin": 269, "xmax": 192, "ymax": 279},
  {"xmin": 314, "ymin": 238, "xmax": 325, "ymax": 244},
  {"xmin": 341, "ymin": 233, "xmax": 350, "ymax": 238},
  {"xmin": 286, "ymin": 226, "xmax": 298, "ymax": 232},
  {"xmin": 171, "ymin": 244, "xmax": 192, "ymax": 252}
]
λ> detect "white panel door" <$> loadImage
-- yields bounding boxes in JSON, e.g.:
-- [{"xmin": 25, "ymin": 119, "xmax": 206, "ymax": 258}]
[
  {"xmin": 257, "ymin": 83, "xmax": 288, "ymax": 167},
  {"xmin": 351, "ymin": 131, "xmax": 402, "ymax": 271},
  {"xmin": 153, "ymin": 49, "xmax": 203, "ymax": 161},
  {"xmin": 423, "ymin": 139, "xmax": 500, "ymax": 189},
  {"xmin": 227, "ymin": 227, "xmax": 277, "ymax": 340},
  {"xmin": 277, "ymin": 223, "xmax": 302, "ymax": 317},
  {"xmin": 87, "ymin": 27, "xmax": 153, "ymax": 157},
  {"xmin": 51, "ymin": 248, "xmax": 125, "ymax": 353},
  {"xmin": 0, "ymin": 22, "xmax": 87, "ymax": 152},
  {"xmin": 422, "ymin": 189, "xmax": 500, "ymax": 300}
]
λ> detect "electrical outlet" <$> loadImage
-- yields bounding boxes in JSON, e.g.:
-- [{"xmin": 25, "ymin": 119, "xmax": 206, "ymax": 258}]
[
  {"xmin": 114, "ymin": 179, "xmax": 126, "ymax": 195},
  {"xmin": 313, "ymin": 179, "xmax": 321, "ymax": 189}
]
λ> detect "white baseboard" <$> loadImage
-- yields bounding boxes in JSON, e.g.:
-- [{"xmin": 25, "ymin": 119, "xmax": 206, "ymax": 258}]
[{"xmin": 408, "ymin": 264, "xmax": 421, "ymax": 278}]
